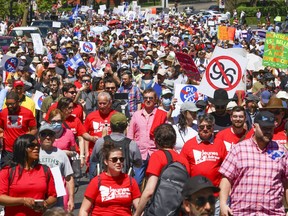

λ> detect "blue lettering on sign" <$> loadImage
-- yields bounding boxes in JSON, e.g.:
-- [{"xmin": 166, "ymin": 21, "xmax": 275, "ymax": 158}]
[
  {"xmin": 38, "ymin": 95, "xmax": 45, "ymax": 108},
  {"xmin": 4, "ymin": 58, "xmax": 18, "ymax": 72},
  {"xmin": 180, "ymin": 86, "xmax": 199, "ymax": 103},
  {"xmin": 83, "ymin": 42, "xmax": 93, "ymax": 53}
]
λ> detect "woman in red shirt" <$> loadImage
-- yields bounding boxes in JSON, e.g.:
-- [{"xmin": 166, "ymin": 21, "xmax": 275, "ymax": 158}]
[
  {"xmin": 79, "ymin": 141, "xmax": 141, "ymax": 216},
  {"xmin": 0, "ymin": 134, "xmax": 57, "ymax": 216}
]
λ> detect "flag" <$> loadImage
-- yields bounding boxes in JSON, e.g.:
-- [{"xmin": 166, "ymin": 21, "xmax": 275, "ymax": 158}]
[
  {"xmin": 70, "ymin": 4, "xmax": 79, "ymax": 21},
  {"xmin": 64, "ymin": 54, "xmax": 86, "ymax": 70}
]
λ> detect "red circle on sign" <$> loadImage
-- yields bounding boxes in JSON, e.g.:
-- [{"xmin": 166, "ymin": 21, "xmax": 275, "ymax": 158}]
[{"xmin": 205, "ymin": 56, "xmax": 242, "ymax": 91}]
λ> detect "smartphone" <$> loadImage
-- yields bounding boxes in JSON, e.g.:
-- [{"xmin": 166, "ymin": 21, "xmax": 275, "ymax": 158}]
[{"xmin": 34, "ymin": 199, "xmax": 44, "ymax": 206}]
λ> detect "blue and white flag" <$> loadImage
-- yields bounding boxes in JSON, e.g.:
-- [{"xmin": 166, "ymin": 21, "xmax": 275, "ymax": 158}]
[
  {"xmin": 64, "ymin": 54, "xmax": 86, "ymax": 70},
  {"xmin": 79, "ymin": 41, "xmax": 96, "ymax": 53},
  {"xmin": 70, "ymin": 4, "xmax": 79, "ymax": 21}
]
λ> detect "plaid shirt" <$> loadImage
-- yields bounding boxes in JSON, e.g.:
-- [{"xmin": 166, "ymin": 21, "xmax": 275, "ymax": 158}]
[
  {"xmin": 117, "ymin": 84, "xmax": 142, "ymax": 117},
  {"xmin": 219, "ymin": 138, "xmax": 288, "ymax": 215}
]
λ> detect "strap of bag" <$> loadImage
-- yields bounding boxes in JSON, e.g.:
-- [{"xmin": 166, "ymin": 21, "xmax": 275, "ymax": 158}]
[{"xmin": 163, "ymin": 150, "xmax": 173, "ymax": 165}]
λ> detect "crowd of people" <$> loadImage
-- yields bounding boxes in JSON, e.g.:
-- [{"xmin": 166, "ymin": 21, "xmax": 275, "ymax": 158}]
[{"xmin": 0, "ymin": 2, "xmax": 287, "ymax": 216}]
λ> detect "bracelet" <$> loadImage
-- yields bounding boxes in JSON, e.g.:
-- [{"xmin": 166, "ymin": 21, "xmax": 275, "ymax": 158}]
[{"xmin": 80, "ymin": 155, "xmax": 85, "ymax": 158}]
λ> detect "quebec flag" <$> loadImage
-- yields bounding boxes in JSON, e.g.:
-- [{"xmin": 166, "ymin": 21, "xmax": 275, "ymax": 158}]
[
  {"xmin": 64, "ymin": 54, "xmax": 86, "ymax": 70},
  {"xmin": 70, "ymin": 4, "xmax": 79, "ymax": 21}
]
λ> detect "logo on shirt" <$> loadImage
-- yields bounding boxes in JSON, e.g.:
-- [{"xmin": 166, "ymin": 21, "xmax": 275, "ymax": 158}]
[
  {"xmin": 193, "ymin": 150, "xmax": 220, "ymax": 164},
  {"xmin": 99, "ymin": 185, "xmax": 131, "ymax": 202},
  {"xmin": 7, "ymin": 115, "xmax": 23, "ymax": 128},
  {"xmin": 93, "ymin": 121, "xmax": 110, "ymax": 133}
]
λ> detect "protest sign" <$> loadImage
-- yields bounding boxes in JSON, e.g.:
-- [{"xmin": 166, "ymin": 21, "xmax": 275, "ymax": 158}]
[
  {"xmin": 33, "ymin": 90, "xmax": 45, "ymax": 110},
  {"xmin": 1, "ymin": 55, "xmax": 19, "ymax": 73},
  {"xmin": 31, "ymin": 33, "xmax": 44, "ymax": 55},
  {"xmin": 175, "ymin": 52, "xmax": 200, "ymax": 81},
  {"xmin": 263, "ymin": 32, "xmax": 288, "ymax": 69},
  {"xmin": 218, "ymin": 26, "xmax": 229, "ymax": 41},
  {"xmin": 79, "ymin": 41, "xmax": 96, "ymax": 54},
  {"xmin": 198, "ymin": 47, "xmax": 247, "ymax": 98},
  {"xmin": 174, "ymin": 84, "xmax": 207, "ymax": 104}
]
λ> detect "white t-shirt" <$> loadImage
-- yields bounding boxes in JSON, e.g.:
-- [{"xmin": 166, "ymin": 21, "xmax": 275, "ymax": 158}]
[{"xmin": 173, "ymin": 124, "xmax": 197, "ymax": 153}]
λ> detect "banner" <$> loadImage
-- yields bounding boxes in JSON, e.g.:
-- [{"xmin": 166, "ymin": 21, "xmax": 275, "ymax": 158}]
[
  {"xmin": 198, "ymin": 47, "xmax": 247, "ymax": 98},
  {"xmin": 263, "ymin": 32, "xmax": 288, "ymax": 69},
  {"xmin": 79, "ymin": 41, "xmax": 96, "ymax": 54},
  {"xmin": 33, "ymin": 90, "xmax": 45, "ymax": 110},
  {"xmin": 1, "ymin": 55, "xmax": 19, "ymax": 73},
  {"xmin": 174, "ymin": 84, "xmax": 207, "ymax": 104},
  {"xmin": 31, "ymin": 33, "xmax": 44, "ymax": 55},
  {"xmin": 218, "ymin": 26, "xmax": 229, "ymax": 41},
  {"xmin": 175, "ymin": 52, "xmax": 200, "ymax": 81}
]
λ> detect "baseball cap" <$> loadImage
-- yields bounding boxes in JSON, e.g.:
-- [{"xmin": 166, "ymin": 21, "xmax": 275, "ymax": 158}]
[
  {"xmin": 245, "ymin": 94, "xmax": 260, "ymax": 102},
  {"xmin": 254, "ymin": 111, "xmax": 275, "ymax": 127},
  {"xmin": 110, "ymin": 112, "xmax": 127, "ymax": 126},
  {"xmin": 226, "ymin": 101, "xmax": 237, "ymax": 110},
  {"xmin": 276, "ymin": 91, "xmax": 288, "ymax": 100},
  {"xmin": 180, "ymin": 102, "xmax": 200, "ymax": 112},
  {"xmin": 55, "ymin": 53, "xmax": 64, "ymax": 59},
  {"xmin": 261, "ymin": 90, "xmax": 271, "ymax": 104},
  {"xmin": 157, "ymin": 68, "xmax": 166, "ymax": 76},
  {"xmin": 39, "ymin": 123, "xmax": 56, "ymax": 135},
  {"xmin": 161, "ymin": 89, "xmax": 173, "ymax": 98},
  {"xmin": 13, "ymin": 80, "xmax": 24, "ymax": 88},
  {"xmin": 182, "ymin": 176, "xmax": 220, "ymax": 199}
]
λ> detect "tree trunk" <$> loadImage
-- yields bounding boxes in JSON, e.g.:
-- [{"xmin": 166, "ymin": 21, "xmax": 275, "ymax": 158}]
[{"xmin": 21, "ymin": 0, "xmax": 29, "ymax": 26}]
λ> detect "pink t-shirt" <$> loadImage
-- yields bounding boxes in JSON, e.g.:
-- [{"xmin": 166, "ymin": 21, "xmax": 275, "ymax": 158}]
[{"xmin": 53, "ymin": 128, "xmax": 77, "ymax": 151}]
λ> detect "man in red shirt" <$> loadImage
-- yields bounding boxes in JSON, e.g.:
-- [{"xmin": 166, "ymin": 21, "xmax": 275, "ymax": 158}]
[
  {"xmin": 84, "ymin": 91, "xmax": 117, "ymax": 157},
  {"xmin": 181, "ymin": 113, "xmax": 227, "ymax": 216},
  {"xmin": 45, "ymin": 83, "xmax": 83, "ymax": 122},
  {"xmin": 0, "ymin": 92, "xmax": 37, "ymax": 167},
  {"xmin": 74, "ymin": 66, "xmax": 87, "ymax": 90},
  {"xmin": 216, "ymin": 106, "xmax": 247, "ymax": 151}
]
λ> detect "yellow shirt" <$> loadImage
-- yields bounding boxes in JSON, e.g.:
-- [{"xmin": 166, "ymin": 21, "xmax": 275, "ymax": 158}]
[{"xmin": 3, "ymin": 95, "xmax": 36, "ymax": 117}]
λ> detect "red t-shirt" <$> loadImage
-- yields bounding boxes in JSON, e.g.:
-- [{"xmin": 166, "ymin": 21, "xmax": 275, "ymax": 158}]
[
  {"xmin": 216, "ymin": 127, "xmax": 247, "ymax": 151},
  {"xmin": 146, "ymin": 149, "xmax": 190, "ymax": 176},
  {"xmin": 0, "ymin": 164, "xmax": 56, "ymax": 216},
  {"xmin": 246, "ymin": 121, "xmax": 286, "ymax": 145},
  {"xmin": 45, "ymin": 102, "xmax": 84, "ymax": 122},
  {"xmin": 0, "ymin": 107, "xmax": 37, "ymax": 152},
  {"xmin": 74, "ymin": 80, "xmax": 82, "ymax": 90},
  {"xmin": 180, "ymin": 137, "xmax": 227, "ymax": 188},
  {"xmin": 85, "ymin": 172, "xmax": 141, "ymax": 216},
  {"xmin": 64, "ymin": 115, "xmax": 86, "ymax": 137},
  {"xmin": 84, "ymin": 110, "xmax": 117, "ymax": 153}
]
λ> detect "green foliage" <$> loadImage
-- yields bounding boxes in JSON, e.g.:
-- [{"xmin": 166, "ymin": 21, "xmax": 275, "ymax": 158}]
[{"xmin": 236, "ymin": 5, "xmax": 288, "ymax": 17}]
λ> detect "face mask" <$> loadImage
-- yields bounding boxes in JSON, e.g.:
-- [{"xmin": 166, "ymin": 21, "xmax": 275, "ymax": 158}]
[
  {"xmin": 51, "ymin": 122, "xmax": 63, "ymax": 138},
  {"xmin": 162, "ymin": 98, "xmax": 172, "ymax": 107},
  {"xmin": 246, "ymin": 82, "xmax": 252, "ymax": 89},
  {"xmin": 167, "ymin": 71, "xmax": 172, "ymax": 77}
]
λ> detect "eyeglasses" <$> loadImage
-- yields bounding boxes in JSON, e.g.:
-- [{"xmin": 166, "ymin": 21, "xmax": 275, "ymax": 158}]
[
  {"xmin": 193, "ymin": 195, "xmax": 216, "ymax": 207},
  {"xmin": 143, "ymin": 96, "xmax": 154, "ymax": 101},
  {"xmin": 27, "ymin": 143, "xmax": 40, "ymax": 149},
  {"xmin": 82, "ymin": 80, "xmax": 91, "ymax": 83},
  {"xmin": 6, "ymin": 102, "xmax": 17, "ymax": 107},
  {"xmin": 105, "ymin": 87, "xmax": 116, "ymax": 90},
  {"xmin": 68, "ymin": 91, "xmax": 77, "ymax": 94},
  {"xmin": 198, "ymin": 125, "xmax": 213, "ymax": 130},
  {"xmin": 109, "ymin": 157, "xmax": 125, "ymax": 163},
  {"xmin": 50, "ymin": 120, "xmax": 62, "ymax": 124},
  {"xmin": 40, "ymin": 131, "xmax": 55, "ymax": 138}
]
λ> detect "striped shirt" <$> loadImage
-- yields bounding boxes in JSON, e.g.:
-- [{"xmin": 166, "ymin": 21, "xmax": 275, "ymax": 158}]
[{"xmin": 219, "ymin": 138, "xmax": 288, "ymax": 215}]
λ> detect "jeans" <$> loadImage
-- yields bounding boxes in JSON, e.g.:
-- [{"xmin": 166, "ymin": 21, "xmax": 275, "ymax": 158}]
[{"xmin": 133, "ymin": 155, "xmax": 149, "ymax": 189}]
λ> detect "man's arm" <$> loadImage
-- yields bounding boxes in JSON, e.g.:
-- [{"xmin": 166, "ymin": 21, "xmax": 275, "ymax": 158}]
[
  {"xmin": 219, "ymin": 176, "xmax": 233, "ymax": 216},
  {"xmin": 133, "ymin": 175, "xmax": 158, "ymax": 216},
  {"xmin": 65, "ymin": 175, "xmax": 75, "ymax": 212}
]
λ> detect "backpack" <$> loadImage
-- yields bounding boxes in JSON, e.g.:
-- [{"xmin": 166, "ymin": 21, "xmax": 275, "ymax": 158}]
[
  {"xmin": 94, "ymin": 135, "xmax": 132, "ymax": 176},
  {"xmin": 144, "ymin": 150, "xmax": 189, "ymax": 216}
]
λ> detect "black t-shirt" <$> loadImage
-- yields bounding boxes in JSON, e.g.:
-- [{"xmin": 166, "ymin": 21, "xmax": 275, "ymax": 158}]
[{"xmin": 211, "ymin": 112, "xmax": 232, "ymax": 133}]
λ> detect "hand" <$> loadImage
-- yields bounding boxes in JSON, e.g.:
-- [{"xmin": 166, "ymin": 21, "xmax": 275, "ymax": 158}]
[
  {"xmin": 80, "ymin": 157, "xmax": 85, "ymax": 167},
  {"xmin": 220, "ymin": 204, "xmax": 233, "ymax": 216},
  {"xmin": 91, "ymin": 136, "xmax": 98, "ymax": 143},
  {"xmin": 23, "ymin": 197, "xmax": 35, "ymax": 208},
  {"xmin": 67, "ymin": 199, "xmax": 75, "ymax": 212}
]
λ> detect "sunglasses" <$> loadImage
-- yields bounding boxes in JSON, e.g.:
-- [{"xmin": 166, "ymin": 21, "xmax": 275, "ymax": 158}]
[
  {"xmin": 143, "ymin": 96, "xmax": 154, "ymax": 101},
  {"xmin": 193, "ymin": 195, "xmax": 216, "ymax": 207},
  {"xmin": 68, "ymin": 91, "xmax": 77, "ymax": 94},
  {"xmin": 109, "ymin": 157, "xmax": 125, "ymax": 163},
  {"xmin": 6, "ymin": 102, "xmax": 17, "ymax": 106},
  {"xmin": 50, "ymin": 120, "xmax": 62, "ymax": 124},
  {"xmin": 82, "ymin": 80, "xmax": 91, "ymax": 83},
  {"xmin": 27, "ymin": 143, "xmax": 40, "ymax": 149},
  {"xmin": 198, "ymin": 125, "xmax": 213, "ymax": 130},
  {"xmin": 105, "ymin": 87, "xmax": 116, "ymax": 90},
  {"xmin": 40, "ymin": 131, "xmax": 55, "ymax": 138},
  {"xmin": 215, "ymin": 105, "xmax": 226, "ymax": 109},
  {"xmin": 269, "ymin": 110, "xmax": 281, "ymax": 115}
]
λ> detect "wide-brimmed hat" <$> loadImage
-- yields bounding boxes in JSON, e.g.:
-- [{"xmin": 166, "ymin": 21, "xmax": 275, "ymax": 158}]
[
  {"xmin": 140, "ymin": 64, "xmax": 153, "ymax": 71},
  {"xmin": 208, "ymin": 88, "xmax": 230, "ymax": 106},
  {"xmin": 32, "ymin": 57, "xmax": 41, "ymax": 64},
  {"xmin": 264, "ymin": 98, "xmax": 285, "ymax": 109},
  {"xmin": 276, "ymin": 91, "xmax": 288, "ymax": 100}
]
